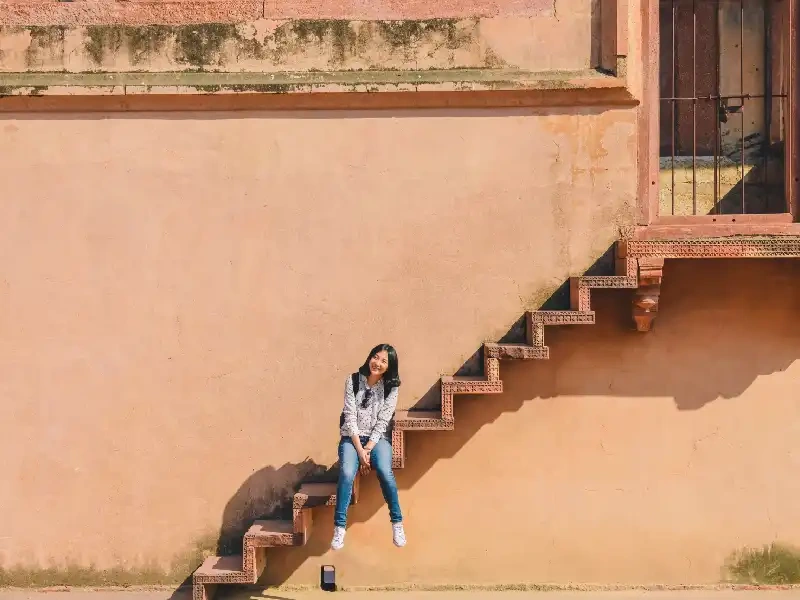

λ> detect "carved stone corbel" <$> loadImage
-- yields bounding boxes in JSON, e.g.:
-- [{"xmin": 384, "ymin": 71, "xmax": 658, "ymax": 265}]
[{"xmin": 632, "ymin": 257, "xmax": 664, "ymax": 332}]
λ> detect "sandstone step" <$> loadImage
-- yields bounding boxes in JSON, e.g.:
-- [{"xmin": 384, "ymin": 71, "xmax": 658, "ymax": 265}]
[
  {"xmin": 394, "ymin": 410, "xmax": 453, "ymax": 430},
  {"xmin": 569, "ymin": 275, "xmax": 637, "ymax": 310},
  {"xmin": 575, "ymin": 275, "xmax": 637, "ymax": 288},
  {"xmin": 530, "ymin": 310, "xmax": 595, "ymax": 325},
  {"xmin": 441, "ymin": 375, "xmax": 503, "ymax": 394},
  {"xmin": 484, "ymin": 342, "xmax": 549, "ymax": 360},
  {"xmin": 194, "ymin": 555, "xmax": 250, "ymax": 582},
  {"xmin": 245, "ymin": 520, "xmax": 299, "ymax": 547},
  {"xmin": 294, "ymin": 482, "xmax": 339, "ymax": 509}
]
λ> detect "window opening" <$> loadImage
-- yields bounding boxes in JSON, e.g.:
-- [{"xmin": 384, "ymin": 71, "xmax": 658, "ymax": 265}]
[{"xmin": 658, "ymin": 0, "xmax": 791, "ymax": 216}]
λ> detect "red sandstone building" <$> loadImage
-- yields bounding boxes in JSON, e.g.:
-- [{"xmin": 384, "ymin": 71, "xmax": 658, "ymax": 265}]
[{"xmin": 0, "ymin": 0, "xmax": 799, "ymax": 594}]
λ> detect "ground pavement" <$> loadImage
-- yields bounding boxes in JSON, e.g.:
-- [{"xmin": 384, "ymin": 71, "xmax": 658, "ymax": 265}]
[{"xmin": 3, "ymin": 588, "xmax": 800, "ymax": 600}]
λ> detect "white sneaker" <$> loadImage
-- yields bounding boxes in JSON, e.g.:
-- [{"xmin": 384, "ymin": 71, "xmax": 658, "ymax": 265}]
[
  {"xmin": 331, "ymin": 526, "xmax": 346, "ymax": 550},
  {"xmin": 392, "ymin": 522, "xmax": 406, "ymax": 547}
]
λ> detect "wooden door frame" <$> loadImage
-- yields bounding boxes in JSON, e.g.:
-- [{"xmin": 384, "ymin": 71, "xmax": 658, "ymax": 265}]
[{"xmin": 637, "ymin": 0, "xmax": 800, "ymax": 233}]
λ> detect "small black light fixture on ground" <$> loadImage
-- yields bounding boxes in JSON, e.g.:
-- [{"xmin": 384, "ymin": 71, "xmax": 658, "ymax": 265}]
[{"xmin": 320, "ymin": 565, "xmax": 336, "ymax": 592}]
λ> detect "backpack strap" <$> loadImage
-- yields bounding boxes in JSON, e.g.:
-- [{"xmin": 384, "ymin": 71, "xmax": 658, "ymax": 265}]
[
  {"xmin": 385, "ymin": 382, "xmax": 396, "ymax": 440},
  {"xmin": 339, "ymin": 373, "xmax": 360, "ymax": 429}
]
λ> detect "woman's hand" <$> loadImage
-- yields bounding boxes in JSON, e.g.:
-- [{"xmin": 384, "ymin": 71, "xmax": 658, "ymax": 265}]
[{"xmin": 358, "ymin": 448, "xmax": 371, "ymax": 474}]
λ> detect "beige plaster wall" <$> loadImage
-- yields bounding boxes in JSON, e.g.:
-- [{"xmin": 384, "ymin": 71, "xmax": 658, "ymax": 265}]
[
  {"xmin": 0, "ymin": 0, "xmax": 625, "ymax": 100},
  {"xmin": 0, "ymin": 106, "xmax": 637, "ymax": 581},
  {"xmin": 0, "ymin": 0, "xmax": 662, "ymax": 586},
  {"xmin": 278, "ymin": 259, "xmax": 800, "ymax": 586},
  {"xmin": 0, "ymin": 105, "xmax": 798, "ymax": 585}
]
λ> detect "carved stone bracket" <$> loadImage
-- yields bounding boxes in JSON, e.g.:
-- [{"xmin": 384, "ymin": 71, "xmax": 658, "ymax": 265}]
[{"xmin": 632, "ymin": 257, "xmax": 664, "ymax": 332}]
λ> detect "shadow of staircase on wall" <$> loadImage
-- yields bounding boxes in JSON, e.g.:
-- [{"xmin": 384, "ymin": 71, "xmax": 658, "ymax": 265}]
[
  {"xmin": 193, "ymin": 241, "xmax": 800, "ymax": 599},
  {"xmin": 191, "ymin": 241, "xmax": 638, "ymax": 600}
]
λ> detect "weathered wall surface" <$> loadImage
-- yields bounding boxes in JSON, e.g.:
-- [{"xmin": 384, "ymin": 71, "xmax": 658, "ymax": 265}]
[
  {"xmin": 0, "ymin": 0, "xmax": 752, "ymax": 590},
  {"xmin": 657, "ymin": 0, "xmax": 791, "ymax": 217},
  {"xmin": 268, "ymin": 259, "xmax": 800, "ymax": 586},
  {"xmin": 0, "ymin": 14, "xmax": 598, "ymax": 74},
  {"xmin": 0, "ymin": 0, "xmax": 625, "ymax": 98},
  {"xmin": 280, "ymin": 259, "xmax": 800, "ymax": 586},
  {"xmin": 0, "ymin": 106, "xmax": 638, "ymax": 584}
]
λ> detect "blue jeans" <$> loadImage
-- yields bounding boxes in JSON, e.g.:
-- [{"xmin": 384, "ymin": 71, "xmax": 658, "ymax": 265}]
[{"xmin": 334, "ymin": 436, "xmax": 403, "ymax": 527}]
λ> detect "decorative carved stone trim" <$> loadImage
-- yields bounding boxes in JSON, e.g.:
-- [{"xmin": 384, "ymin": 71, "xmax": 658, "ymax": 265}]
[
  {"xmin": 246, "ymin": 529, "xmax": 297, "ymax": 548},
  {"xmin": 484, "ymin": 357, "xmax": 501, "ymax": 382},
  {"xmin": 526, "ymin": 315, "xmax": 545, "ymax": 347},
  {"xmin": 531, "ymin": 310, "xmax": 596, "ymax": 325},
  {"xmin": 392, "ymin": 429, "xmax": 405, "ymax": 469},
  {"xmin": 624, "ymin": 237, "xmax": 800, "ymax": 258},
  {"xmin": 195, "ymin": 232, "xmax": 800, "ymax": 600},
  {"xmin": 441, "ymin": 391, "xmax": 454, "ymax": 421},
  {"xmin": 441, "ymin": 377, "xmax": 503, "ymax": 394},
  {"xmin": 570, "ymin": 277, "xmax": 592, "ymax": 311},
  {"xmin": 484, "ymin": 342, "xmax": 549, "ymax": 360},
  {"xmin": 394, "ymin": 417, "xmax": 453, "ymax": 430},
  {"xmin": 632, "ymin": 257, "xmax": 665, "ymax": 332}
]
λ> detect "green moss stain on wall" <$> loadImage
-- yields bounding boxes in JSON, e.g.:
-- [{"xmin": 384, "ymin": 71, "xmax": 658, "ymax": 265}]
[
  {"xmin": 124, "ymin": 26, "xmax": 172, "ymax": 66},
  {"xmin": 174, "ymin": 24, "xmax": 237, "ymax": 68},
  {"xmin": 377, "ymin": 20, "xmax": 427, "ymax": 48},
  {"xmin": 377, "ymin": 19, "xmax": 475, "ymax": 51},
  {"xmin": 290, "ymin": 20, "xmax": 358, "ymax": 65},
  {"xmin": 84, "ymin": 26, "xmax": 125, "ymax": 66},
  {"xmin": 9, "ymin": 18, "xmax": 490, "ymax": 73},
  {"xmin": 24, "ymin": 26, "xmax": 66, "ymax": 68},
  {"xmin": 483, "ymin": 47, "xmax": 510, "ymax": 69},
  {"xmin": 83, "ymin": 26, "xmax": 170, "ymax": 67},
  {"xmin": 82, "ymin": 24, "xmax": 227, "ymax": 68},
  {"xmin": 83, "ymin": 25, "xmax": 170, "ymax": 67},
  {"xmin": 0, "ymin": 533, "xmax": 217, "ymax": 587}
]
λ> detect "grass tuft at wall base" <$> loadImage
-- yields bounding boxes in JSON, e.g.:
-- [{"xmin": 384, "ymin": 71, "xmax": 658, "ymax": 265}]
[{"xmin": 726, "ymin": 543, "xmax": 800, "ymax": 585}]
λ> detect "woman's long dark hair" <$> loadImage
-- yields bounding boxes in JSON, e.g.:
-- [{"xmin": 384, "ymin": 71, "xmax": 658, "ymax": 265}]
[{"xmin": 358, "ymin": 343, "xmax": 401, "ymax": 389}]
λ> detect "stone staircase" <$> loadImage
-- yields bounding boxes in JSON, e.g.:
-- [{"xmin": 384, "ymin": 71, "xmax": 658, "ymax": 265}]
[
  {"xmin": 193, "ymin": 230, "xmax": 800, "ymax": 598},
  {"xmin": 192, "ymin": 243, "xmax": 640, "ymax": 600},
  {"xmin": 191, "ymin": 229, "xmax": 800, "ymax": 595}
]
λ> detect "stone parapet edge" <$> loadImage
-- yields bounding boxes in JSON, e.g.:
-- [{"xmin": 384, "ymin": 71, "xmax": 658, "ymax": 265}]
[{"xmin": 0, "ymin": 67, "xmax": 630, "ymax": 98}]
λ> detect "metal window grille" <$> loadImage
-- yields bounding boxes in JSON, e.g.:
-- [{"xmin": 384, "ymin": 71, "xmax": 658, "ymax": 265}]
[{"xmin": 659, "ymin": 0, "xmax": 791, "ymax": 216}]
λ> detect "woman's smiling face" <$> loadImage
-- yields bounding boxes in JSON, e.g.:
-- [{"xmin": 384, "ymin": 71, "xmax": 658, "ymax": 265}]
[{"xmin": 368, "ymin": 350, "xmax": 389, "ymax": 378}]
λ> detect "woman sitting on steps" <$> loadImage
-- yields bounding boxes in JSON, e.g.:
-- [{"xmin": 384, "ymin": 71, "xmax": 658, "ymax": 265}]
[{"xmin": 331, "ymin": 343, "xmax": 406, "ymax": 550}]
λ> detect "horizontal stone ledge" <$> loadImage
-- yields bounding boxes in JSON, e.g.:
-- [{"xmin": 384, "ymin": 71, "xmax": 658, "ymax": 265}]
[
  {"xmin": 623, "ymin": 232, "xmax": 800, "ymax": 257},
  {"xmin": 0, "ymin": 67, "xmax": 631, "ymax": 96},
  {"xmin": 0, "ymin": 87, "xmax": 639, "ymax": 112}
]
